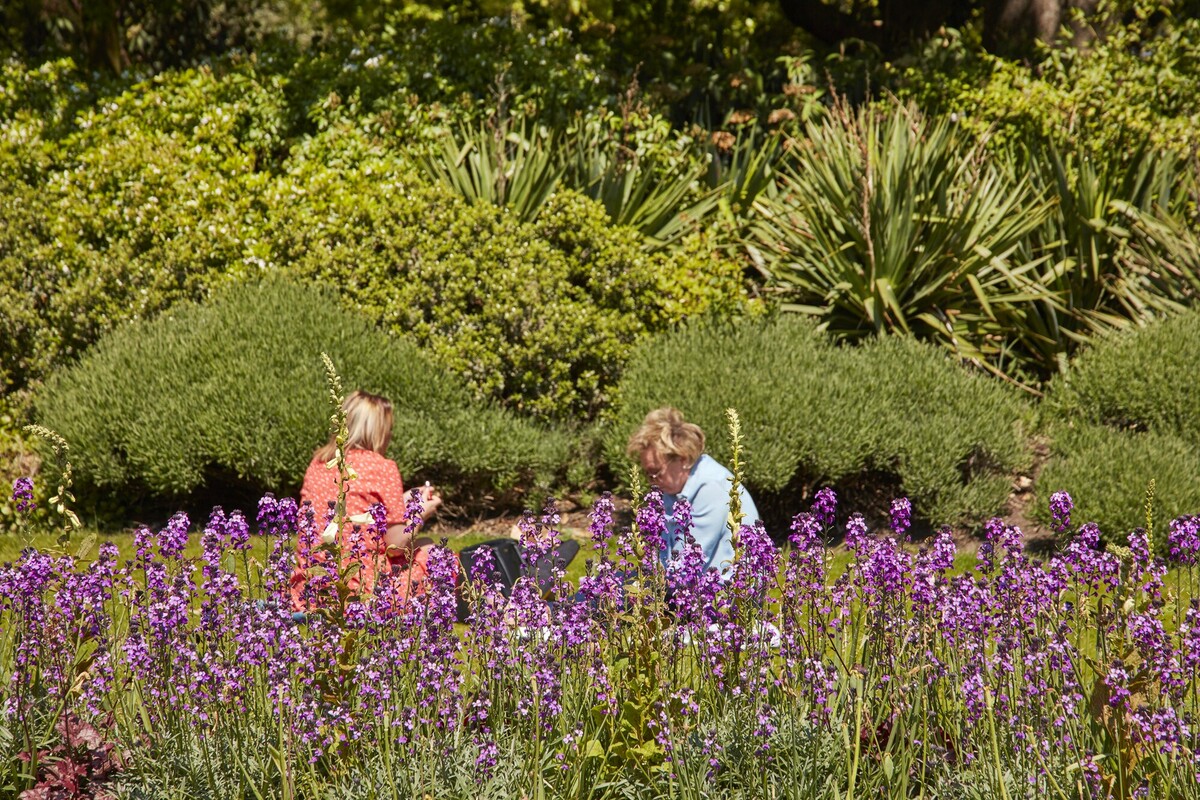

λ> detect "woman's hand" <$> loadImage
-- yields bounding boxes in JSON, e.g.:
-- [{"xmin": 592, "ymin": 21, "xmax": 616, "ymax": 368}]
[{"xmin": 419, "ymin": 482, "xmax": 443, "ymax": 522}]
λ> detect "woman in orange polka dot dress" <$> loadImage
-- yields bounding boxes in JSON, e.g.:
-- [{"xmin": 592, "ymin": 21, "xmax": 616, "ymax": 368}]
[{"xmin": 290, "ymin": 390, "xmax": 445, "ymax": 611}]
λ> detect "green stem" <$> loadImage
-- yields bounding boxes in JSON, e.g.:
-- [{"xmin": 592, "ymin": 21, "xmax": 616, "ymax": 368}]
[
  {"xmin": 846, "ymin": 679, "xmax": 863, "ymax": 800},
  {"xmin": 984, "ymin": 688, "xmax": 1011, "ymax": 800}
]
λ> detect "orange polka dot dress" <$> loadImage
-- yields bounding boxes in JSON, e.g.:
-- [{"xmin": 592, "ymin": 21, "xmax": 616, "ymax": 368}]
[
  {"xmin": 300, "ymin": 448, "xmax": 409, "ymax": 530},
  {"xmin": 291, "ymin": 449, "xmax": 432, "ymax": 609}
]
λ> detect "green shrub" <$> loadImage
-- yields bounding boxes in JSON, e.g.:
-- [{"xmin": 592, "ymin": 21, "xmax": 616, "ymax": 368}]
[
  {"xmin": 0, "ymin": 62, "xmax": 280, "ymax": 395},
  {"xmin": 748, "ymin": 100, "xmax": 1053, "ymax": 384},
  {"xmin": 747, "ymin": 96, "xmax": 1199, "ymax": 392},
  {"xmin": 267, "ymin": 138, "xmax": 753, "ymax": 420},
  {"xmin": 993, "ymin": 142, "xmax": 1198, "ymax": 386},
  {"xmin": 33, "ymin": 280, "xmax": 573, "ymax": 522},
  {"xmin": 1036, "ymin": 421, "xmax": 1200, "ymax": 542},
  {"xmin": 1034, "ymin": 310, "xmax": 1200, "ymax": 541},
  {"xmin": 1049, "ymin": 309, "xmax": 1200, "ymax": 448},
  {"xmin": 892, "ymin": 13, "xmax": 1200, "ymax": 159},
  {"xmin": 0, "ymin": 51, "xmax": 750, "ymax": 421},
  {"xmin": 607, "ymin": 317, "xmax": 1033, "ymax": 529}
]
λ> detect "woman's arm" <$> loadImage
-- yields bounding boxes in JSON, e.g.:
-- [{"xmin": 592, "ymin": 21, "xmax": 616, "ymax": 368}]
[
  {"xmin": 383, "ymin": 523, "xmax": 414, "ymax": 554},
  {"xmin": 382, "ymin": 485, "xmax": 442, "ymax": 555}
]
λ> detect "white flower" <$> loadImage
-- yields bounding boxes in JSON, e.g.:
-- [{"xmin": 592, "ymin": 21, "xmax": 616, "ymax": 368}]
[
  {"xmin": 320, "ymin": 521, "xmax": 339, "ymax": 546},
  {"xmin": 347, "ymin": 513, "xmax": 373, "ymax": 525}
]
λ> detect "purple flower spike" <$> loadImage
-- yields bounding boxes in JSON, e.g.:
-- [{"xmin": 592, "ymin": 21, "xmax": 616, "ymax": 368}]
[
  {"xmin": 889, "ymin": 497, "xmax": 912, "ymax": 536},
  {"xmin": 811, "ymin": 487, "xmax": 837, "ymax": 528},
  {"xmin": 844, "ymin": 513, "xmax": 868, "ymax": 552},
  {"xmin": 159, "ymin": 512, "xmax": 190, "ymax": 560},
  {"xmin": 1167, "ymin": 515, "xmax": 1200, "ymax": 565},
  {"xmin": 257, "ymin": 493, "xmax": 298, "ymax": 536},
  {"xmin": 1049, "ymin": 491, "xmax": 1073, "ymax": 534},
  {"xmin": 11, "ymin": 477, "xmax": 35, "ymax": 514}
]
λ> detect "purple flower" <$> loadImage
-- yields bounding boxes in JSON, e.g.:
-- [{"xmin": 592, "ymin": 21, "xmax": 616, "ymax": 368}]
[
  {"xmin": 1105, "ymin": 662, "xmax": 1132, "ymax": 709},
  {"xmin": 257, "ymin": 494, "xmax": 299, "ymax": 536},
  {"xmin": 810, "ymin": 487, "xmax": 837, "ymax": 528},
  {"xmin": 1053, "ymin": 522, "xmax": 1120, "ymax": 594},
  {"xmin": 844, "ymin": 513, "xmax": 868, "ymax": 552},
  {"xmin": 1049, "ymin": 491, "xmax": 1073, "ymax": 534},
  {"xmin": 889, "ymin": 497, "xmax": 911, "ymax": 536},
  {"xmin": 634, "ymin": 490, "xmax": 669, "ymax": 571},
  {"xmin": 588, "ymin": 493, "xmax": 615, "ymax": 552},
  {"xmin": 11, "ymin": 477, "xmax": 34, "ymax": 514},
  {"xmin": 1167, "ymin": 515, "xmax": 1200, "ymax": 565},
  {"xmin": 158, "ymin": 512, "xmax": 190, "ymax": 560}
]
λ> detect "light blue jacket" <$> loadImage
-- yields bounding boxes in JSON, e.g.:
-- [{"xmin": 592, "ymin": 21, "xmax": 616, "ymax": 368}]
[{"xmin": 660, "ymin": 454, "xmax": 761, "ymax": 575}]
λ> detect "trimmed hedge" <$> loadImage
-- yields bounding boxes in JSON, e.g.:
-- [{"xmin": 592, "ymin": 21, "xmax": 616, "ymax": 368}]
[
  {"xmin": 33, "ymin": 280, "xmax": 573, "ymax": 520},
  {"xmin": 1049, "ymin": 309, "xmax": 1200, "ymax": 448},
  {"xmin": 1036, "ymin": 422, "xmax": 1200, "ymax": 543},
  {"xmin": 1036, "ymin": 309, "xmax": 1200, "ymax": 539},
  {"xmin": 607, "ymin": 317, "xmax": 1033, "ymax": 530}
]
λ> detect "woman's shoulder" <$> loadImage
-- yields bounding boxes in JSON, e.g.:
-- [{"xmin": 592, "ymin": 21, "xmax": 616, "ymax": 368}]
[
  {"xmin": 682, "ymin": 454, "xmax": 733, "ymax": 501},
  {"xmin": 346, "ymin": 448, "xmax": 399, "ymax": 473},
  {"xmin": 694, "ymin": 453, "xmax": 731, "ymax": 479}
]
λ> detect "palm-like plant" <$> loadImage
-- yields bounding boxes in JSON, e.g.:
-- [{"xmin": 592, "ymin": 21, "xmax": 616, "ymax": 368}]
[
  {"xmin": 418, "ymin": 110, "xmax": 734, "ymax": 248},
  {"xmin": 1125, "ymin": 201, "xmax": 1200, "ymax": 301},
  {"xmin": 707, "ymin": 125, "xmax": 783, "ymax": 241},
  {"xmin": 417, "ymin": 116, "xmax": 564, "ymax": 222},
  {"xmin": 417, "ymin": 110, "xmax": 724, "ymax": 247},
  {"xmin": 995, "ymin": 143, "xmax": 1196, "ymax": 381},
  {"xmin": 750, "ymin": 101, "xmax": 1054, "ymax": 379}
]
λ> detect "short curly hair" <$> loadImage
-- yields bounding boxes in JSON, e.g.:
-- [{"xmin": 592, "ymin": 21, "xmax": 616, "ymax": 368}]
[{"xmin": 626, "ymin": 407, "xmax": 706, "ymax": 463}]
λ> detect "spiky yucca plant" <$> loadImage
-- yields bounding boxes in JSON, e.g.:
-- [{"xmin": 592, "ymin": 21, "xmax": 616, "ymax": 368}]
[
  {"xmin": 417, "ymin": 111, "xmax": 723, "ymax": 248},
  {"xmin": 994, "ymin": 143, "xmax": 1198, "ymax": 381},
  {"xmin": 750, "ymin": 100, "xmax": 1054, "ymax": 382}
]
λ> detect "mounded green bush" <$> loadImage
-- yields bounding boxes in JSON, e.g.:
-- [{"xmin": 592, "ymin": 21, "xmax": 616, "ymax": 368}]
[
  {"xmin": 1035, "ymin": 309, "xmax": 1200, "ymax": 539},
  {"xmin": 1036, "ymin": 422, "xmax": 1200, "ymax": 542},
  {"xmin": 0, "ymin": 62, "xmax": 278, "ymax": 396},
  {"xmin": 33, "ymin": 280, "xmax": 573, "ymax": 520},
  {"xmin": 607, "ymin": 317, "xmax": 1033, "ymax": 529},
  {"xmin": 894, "ymin": 13, "xmax": 1200, "ymax": 159},
  {"xmin": 0, "ymin": 49, "xmax": 750, "ymax": 421},
  {"xmin": 1049, "ymin": 309, "xmax": 1200, "ymax": 448},
  {"xmin": 267, "ymin": 137, "xmax": 752, "ymax": 420}
]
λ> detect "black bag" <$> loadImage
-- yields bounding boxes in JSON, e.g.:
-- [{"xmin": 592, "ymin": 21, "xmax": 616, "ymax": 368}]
[
  {"xmin": 458, "ymin": 538, "xmax": 582, "ymax": 598},
  {"xmin": 458, "ymin": 538, "xmax": 524, "ymax": 597}
]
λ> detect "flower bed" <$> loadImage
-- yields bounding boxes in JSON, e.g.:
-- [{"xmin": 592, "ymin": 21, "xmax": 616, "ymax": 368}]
[{"xmin": 1, "ymin": 482, "xmax": 1198, "ymax": 799}]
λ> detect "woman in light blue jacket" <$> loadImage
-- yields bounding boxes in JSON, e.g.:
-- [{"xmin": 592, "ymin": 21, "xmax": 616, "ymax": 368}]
[{"xmin": 626, "ymin": 407, "xmax": 761, "ymax": 576}]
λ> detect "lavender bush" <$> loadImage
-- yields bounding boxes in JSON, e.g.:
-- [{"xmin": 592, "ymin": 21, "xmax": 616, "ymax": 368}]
[{"xmin": 1, "ymin": 479, "xmax": 1197, "ymax": 799}]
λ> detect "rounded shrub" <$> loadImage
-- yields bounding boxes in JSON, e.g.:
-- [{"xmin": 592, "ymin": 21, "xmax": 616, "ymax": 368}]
[
  {"xmin": 1036, "ymin": 422, "xmax": 1200, "ymax": 543},
  {"xmin": 266, "ymin": 140, "xmax": 753, "ymax": 421},
  {"xmin": 607, "ymin": 317, "xmax": 1033, "ymax": 531},
  {"xmin": 33, "ymin": 280, "xmax": 573, "ymax": 522},
  {"xmin": 1049, "ymin": 309, "xmax": 1200, "ymax": 447},
  {"xmin": 0, "ymin": 62, "xmax": 280, "ymax": 396},
  {"xmin": 1036, "ymin": 309, "xmax": 1200, "ymax": 540}
]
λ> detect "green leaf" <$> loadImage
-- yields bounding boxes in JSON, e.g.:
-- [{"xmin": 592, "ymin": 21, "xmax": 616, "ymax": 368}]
[{"xmin": 582, "ymin": 739, "xmax": 606, "ymax": 760}]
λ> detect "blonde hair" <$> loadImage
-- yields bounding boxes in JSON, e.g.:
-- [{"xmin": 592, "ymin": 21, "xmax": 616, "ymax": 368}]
[
  {"xmin": 626, "ymin": 406, "xmax": 705, "ymax": 464},
  {"xmin": 314, "ymin": 390, "xmax": 394, "ymax": 462}
]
